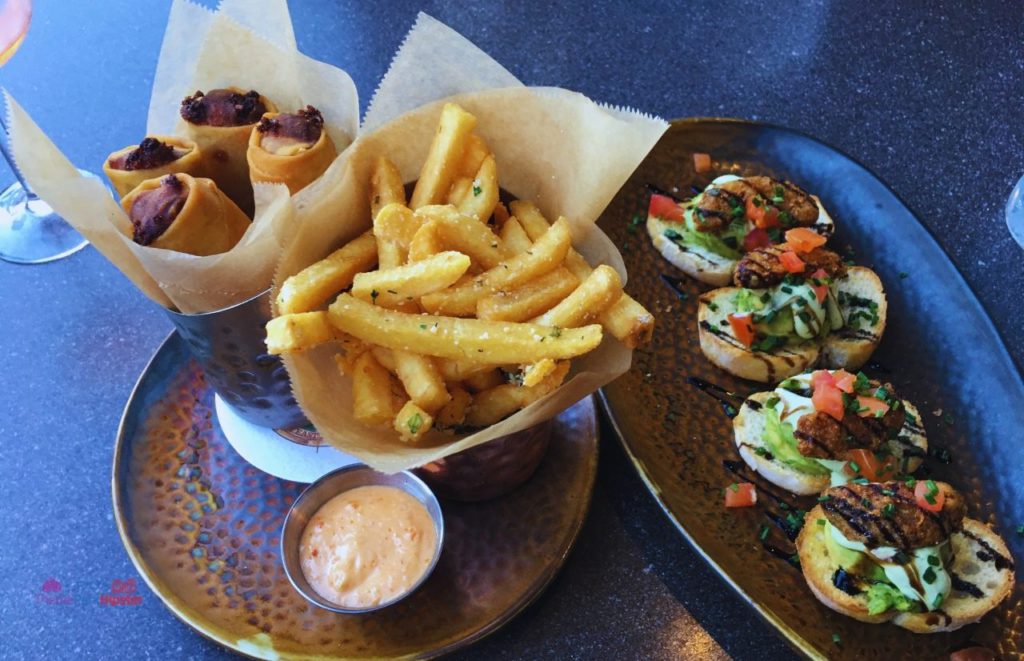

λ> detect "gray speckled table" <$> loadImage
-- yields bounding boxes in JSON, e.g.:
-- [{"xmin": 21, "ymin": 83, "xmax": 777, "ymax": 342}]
[{"xmin": 1, "ymin": 1, "xmax": 1021, "ymax": 659}]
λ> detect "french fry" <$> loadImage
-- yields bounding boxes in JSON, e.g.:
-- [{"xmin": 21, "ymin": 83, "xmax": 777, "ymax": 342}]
[
  {"xmin": 436, "ymin": 386, "xmax": 472, "ymax": 428},
  {"xmin": 407, "ymin": 220, "xmax": 445, "ymax": 262},
  {"xmin": 534, "ymin": 265, "xmax": 623, "ymax": 328},
  {"xmin": 394, "ymin": 401, "xmax": 433, "ymax": 442},
  {"xmin": 351, "ymin": 251, "xmax": 471, "ymax": 308},
  {"xmin": 276, "ymin": 231, "xmax": 378, "ymax": 315},
  {"xmin": 266, "ymin": 311, "xmax": 345, "ymax": 354},
  {"xmin": 351, "ymin": 351, "xmax": 397, "ymax": 425},
  {"xmin": 476, "ymin": 267, "xmax": 580, "ymax": 322},
  {"xmin": 465, "ymin": 361, "xmax": 570, "ymax": 427},
  {"xmin": 415, "ymin": 204, "xmax": 510, "ymax": 268},
  {"xmin": 372, "ymin": 202, "xmax": 420, "ymax": 269},
  {"xmin": 328, "ymin": 293, "xmax": 603, "ymax": 363},
  {"xmin": 499, "ymin": 216, "xmax": 532, "ymax": 253},
  {"xmin": 370, "ymin": 156, "xmax": 406, "ymax": 219},
  {"xmin": 492, "ymin": 201, "xmax": 511, "ymax": 227},
  {"xmin": 457, "ymin": 133, "xmax": 490, "ymax": 178},
  {"xmin": 435, "ymin": 357, "xmax": 498, "ymax": 381},
  {"xmin": 463, "ymin": 368, "xmax": 505, "ymax": 393},
  {"xmin": 511, "ymin": 200, "xmax": 655, "ymax": 347},
  {"xmin": 420, "ymin": 217, "xmax": 573, "ymax": 316},
  {"xmin": 457, "ymin": 155, "xmax": 498, "ymax": 222},
  {"xmin": 410, "ymin": 103, "xmax": 477, "ymax": 209},
  {"xmin": 370, "ymin": 346, "xmax": 451, "ymax": 414},
  {"xmin": 446, "ymin": 177, "xmax": 473, "ymax": 206},
  {"xmin": 521, "ymin": 358, "xmax": 557, "ymax": 387}
]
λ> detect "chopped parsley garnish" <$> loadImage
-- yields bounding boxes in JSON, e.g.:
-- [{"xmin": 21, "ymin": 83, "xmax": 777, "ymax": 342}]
[
  {"xmin": 927, "ymin": 554, "xmax": 940, "ymax": 567},
  {"xmin": 922, "ymin": 567, "xmax": 936, "ymax": 584},
  {"xmin": 832, "ymin": 633, "xmax": 842, "ymax": 647},
  {"xmin": 370, "ymin": 289, "xmax": 379, "ymax": 303},
  {"xmin": 764, "ymin": 396, "xmax": 780, "ymax": 408},
  {"xmin": 407, "ymin": 413, "xmax": 423, "ymax": 435},
  {"xmin": 627, "ymin": 214, "xmax": 644, "ymax": 234},
  {"xmin": 816, "ymin": 518, "xmax": 826, "ymax": 527},
  {"xmin": 848, "ymin": 461, "xmax": 861, "ymax": 474},
  {"xmin": 854, "ymin": 371, "xmax": 870, "ymax": 391},
  {"xmin": 904, "ymin": 477, "xmax": 917, "ymax": 489},
  {"xmin": 751, "ymin": 334, "xmax": 786, "ymax": 352},
  {"xmin": 905, "ymin": 410, "xmax": 918, "ymax": 425},
  {"xmin": 759, "ymin": 525, "xmax": 770, "ymax": 541},
  {"xmin": 853, "ymin": 478, "xmax": 870, "ymax": 486},
  {"xmin": 881, "ymin": 503, "xmax": 895, "ymax": 518},
  {"xmin": 817, "ymin": 494, "xmax": 832, "ymax": 502},
  {"xmin": 472, "ymin": 184, "xmax": 482, "ymax": 196},
  {"xmin": 771, "ymin": 185, "xmax": 785, "ymax": 204},
  {"xmin": 550, "ymin": 326, "xmax": 562, "ymax": 338},
  {"xmin": 707, "ymin": 301, "xmax": 719, "ymax": 312},
  {"xmin": 419, "ymin": 324, "xmax": 427, "ymax": 330},
  {"xmin": 924, "ymin": 480, "xmax": 939, "ymax": 505},
  {"xmin": 932, "ymin": 593, "xmax": 944, "ymax": 609},
  {"xmin": 729, "ymin": 482, "xmax": 740, "ymax": 492}
]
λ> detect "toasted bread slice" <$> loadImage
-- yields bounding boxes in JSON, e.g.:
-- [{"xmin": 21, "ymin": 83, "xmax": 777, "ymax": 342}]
[
  {"xmin": 647, "ymin": 215, "xmax": 734, "ymax": 286},
  {"xmin": 733, "ymin": 395, "xmax": 927, "ymax": 495},
  {"xmin": 647, "ymin": 196, "xmax": 834, "ymax": 287},
  {"xmin": 797, "ymin": 506, "xmax": 1015, "ymax": 632},
  {"xmin": 697, "ymin": 287, "xmax": 819, "ymax": 382},
  {"xmin": 698, "ymin": 266, "xmax": 885, "ymax": 382},
  {"xmin": 820, "ymin": 266, "xmax": 887, "ymax": 371}
]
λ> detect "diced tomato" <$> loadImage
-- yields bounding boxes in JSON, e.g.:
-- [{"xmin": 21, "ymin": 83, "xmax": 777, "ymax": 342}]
[
  {"xmin": 832, "ymin": 369, "xmax": 856, "ymax": 394},
  {"xmin": 727, "ymin": 313, "xmax": 756, "ymax": 347},
  {"xmin": 949, "ymin": 646, "xmax": 997, "ymax": 661},
  {"xmin": 915, "ymin": 480, "xmax": 946, "ymax": 512},
  {"xmin": 743, "ymin": 227, "xmax": 772, "ymax": 252},
  {"xmin": 779, "ymin": 250, "xmax": 806, "ymax": 273},
  {"xmin": 724, "ymin": 482, "xmax": 757, "ymax": 508},
  {"xmin": 693, "ymin": 152, "xmax": 712, "ymax": 173},
  {"xmin": 856, "ymin": 395, "xmax": 890, "ymax": 418},
  {"xmin": 785, "ymin": 227, "xmax": 827, "ymax": 253},
  {"xmin": 812, "ymin": 382, "xmax": 845, "ymax": 420},
  {"xmin": 745, "ymin": 196, "xmax": 781, "ymax": 229},
  {"xmin": 810, "ymin": 369, "xmax": 835, "ymax": 391},
  {"xmin": 648, "ymin": 193, "xmax": 684, "ymax": 223},
  {"xmin": 809, "ymin": 268, "xmax": 829, "ymax": 304},
  {"xmin": 842, "ymin": 448, "xmax": 897, "ymax": 482}
]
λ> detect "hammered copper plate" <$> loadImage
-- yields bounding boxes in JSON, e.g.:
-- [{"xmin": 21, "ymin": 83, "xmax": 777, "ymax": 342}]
[
  {"xmin": 112, "ymin": 332, "xmax": 598, "ymax": 659},
  {"xmin": 598, "ymin": 119, "xmax": 1023, "ymax": 659}
]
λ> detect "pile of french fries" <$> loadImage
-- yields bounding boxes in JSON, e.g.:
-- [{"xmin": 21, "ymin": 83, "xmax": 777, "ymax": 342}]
[{"xmin": 266, "ymin": 103, "xmax": 654, "ymax": 442}]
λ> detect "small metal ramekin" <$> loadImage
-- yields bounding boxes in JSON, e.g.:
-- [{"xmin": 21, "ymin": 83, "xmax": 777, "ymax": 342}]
[{"xmin": 279, "ymin": 464, "xmax": 444, "ymax": 614}]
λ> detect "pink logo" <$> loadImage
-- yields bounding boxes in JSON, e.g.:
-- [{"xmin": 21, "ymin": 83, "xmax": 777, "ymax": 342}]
[
  {"xmin": 36, "ymin": 577, "xmax": 73, "ymax": 605},
  {"xmin": 99, "ymin": 578, "xmax": 142, "ymax": 606}
]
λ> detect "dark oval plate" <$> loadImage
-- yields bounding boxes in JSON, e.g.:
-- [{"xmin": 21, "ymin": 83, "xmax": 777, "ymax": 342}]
[{"xmin": 598, "ymin": 119, "xmax": 1023, "ymax": 659}]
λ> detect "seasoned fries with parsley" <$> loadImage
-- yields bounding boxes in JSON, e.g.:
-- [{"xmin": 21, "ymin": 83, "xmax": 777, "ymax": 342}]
[{"xmin": 267, "ymin": 102, "xmax": 655, "ymax": 441}]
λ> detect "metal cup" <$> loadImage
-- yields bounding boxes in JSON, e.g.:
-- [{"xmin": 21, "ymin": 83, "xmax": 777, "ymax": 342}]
[{"xmin": 164, "ymin": 289, "xmax": 308, "ymax": 429}]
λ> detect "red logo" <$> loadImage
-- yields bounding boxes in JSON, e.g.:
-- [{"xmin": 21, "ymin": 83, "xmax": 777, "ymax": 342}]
[
  {"xmin": 99, "ymin": 578, "xmax": 143, "ymax": 606},
  {"xmin": 36, "ymin": 577, "xmax": 73, "ymax": 605}
]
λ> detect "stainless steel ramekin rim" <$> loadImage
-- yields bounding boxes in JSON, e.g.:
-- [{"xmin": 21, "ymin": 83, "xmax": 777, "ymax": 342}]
[
  {"xmin": 279, "ymin": 463, "xmax": 445, "ymax": 614},
  {"xmin": 163, "ymin": 286, "xmax": 272, "ymax": 319}
]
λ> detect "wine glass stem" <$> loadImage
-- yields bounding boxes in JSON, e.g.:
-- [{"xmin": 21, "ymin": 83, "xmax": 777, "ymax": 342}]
[{"xmin": 0, "ymin": 113, "xmax": 35, "ymax": 196}]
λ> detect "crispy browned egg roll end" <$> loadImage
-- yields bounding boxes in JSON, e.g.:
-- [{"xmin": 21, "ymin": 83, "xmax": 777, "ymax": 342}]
[
  {"xmin": 120, "ymin": 173, "xmax": 250, "ymax": 256},
  {"xmin": 247, "ymin": 105, "xmax": 337, "ymax": 194},
  {"xmin": 178, "ymin": 87, "xmax": 277, "ymax": 216},
  {"xmin": 103, "ymin": 135, "xmax": 205, "ymax": 198}
]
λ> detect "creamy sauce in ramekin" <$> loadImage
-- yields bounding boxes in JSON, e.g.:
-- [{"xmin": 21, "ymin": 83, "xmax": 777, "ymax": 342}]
[{"xmin": 298, "ymin": 485, "xmax": 437, "ymax": 609}]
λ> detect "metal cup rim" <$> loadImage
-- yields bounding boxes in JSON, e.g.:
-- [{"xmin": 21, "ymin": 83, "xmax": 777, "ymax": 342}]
[
  {"xmin": 279, "ymin": 463, "xmax": 445, "ymax": 614},
  {"xmin": 163, "ymin": 287, "xmax": 272, "ymax": 319}
]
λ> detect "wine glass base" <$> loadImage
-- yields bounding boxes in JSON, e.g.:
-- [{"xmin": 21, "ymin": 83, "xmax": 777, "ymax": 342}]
[
  {"xmin": 0, "ymin": 170, "xmax": 98, "ymax": 264},
  {"xmin": 1006, "ymin": 174, "xmax": 1024, "ymax": 249}
]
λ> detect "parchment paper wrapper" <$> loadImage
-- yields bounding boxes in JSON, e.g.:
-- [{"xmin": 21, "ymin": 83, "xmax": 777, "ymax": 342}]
[
  {"xmin": 7, "ymin": 0, "xmax": 358, "ymax": 314},
  {"xmin": 278, "ymin": 14, "xmax": 669, "ymax": 473}
]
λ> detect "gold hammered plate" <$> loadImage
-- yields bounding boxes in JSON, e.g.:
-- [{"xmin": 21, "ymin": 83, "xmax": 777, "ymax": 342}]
[
  {"xmin": 598, "ymin": 119, "xmax": 1023, "ymax": 659},
  {"xmin": 112, "ymin": 332, "xmax": 598, "ymax": 659}
]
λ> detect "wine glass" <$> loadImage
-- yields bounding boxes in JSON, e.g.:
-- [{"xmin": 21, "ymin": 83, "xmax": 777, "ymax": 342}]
[
  {"xmin": 0, "ymin": 0, "xmax": 91, "ymax": 264},
  {"xmin": 1006, "ymin": 174, "xmax": 1024, "ymax": 249}
]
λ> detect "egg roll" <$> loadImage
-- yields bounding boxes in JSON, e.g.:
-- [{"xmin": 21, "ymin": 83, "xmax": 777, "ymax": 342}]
[
  {"xmin": 247, "ymin": 105, "xmax": 337, "ymax": 194},
  {"xmin": 120, "ymin": 173, "xmax": 250, "ymax": 256},
  {"xmin": 103, "ymin": 136, "xmax": 205, "ymax": 198},
  {"xmin": 178, "ymin": 87, "xmax": 277, "ymax": 216}
]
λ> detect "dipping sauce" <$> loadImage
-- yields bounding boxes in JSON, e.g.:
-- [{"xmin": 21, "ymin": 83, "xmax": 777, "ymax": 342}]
[{"xmin": 298, "ymin": 485, "xmax": 437, "ymax": 609}]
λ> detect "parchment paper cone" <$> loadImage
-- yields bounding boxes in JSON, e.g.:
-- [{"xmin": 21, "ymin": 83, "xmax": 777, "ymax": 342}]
[
  {"xmin": 7, "ymin": 0, "xmax": 359, "ymax": 314},
  {"xmin": 277, "ymin": 14, "xmax": 669, "ymax": 473}
]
